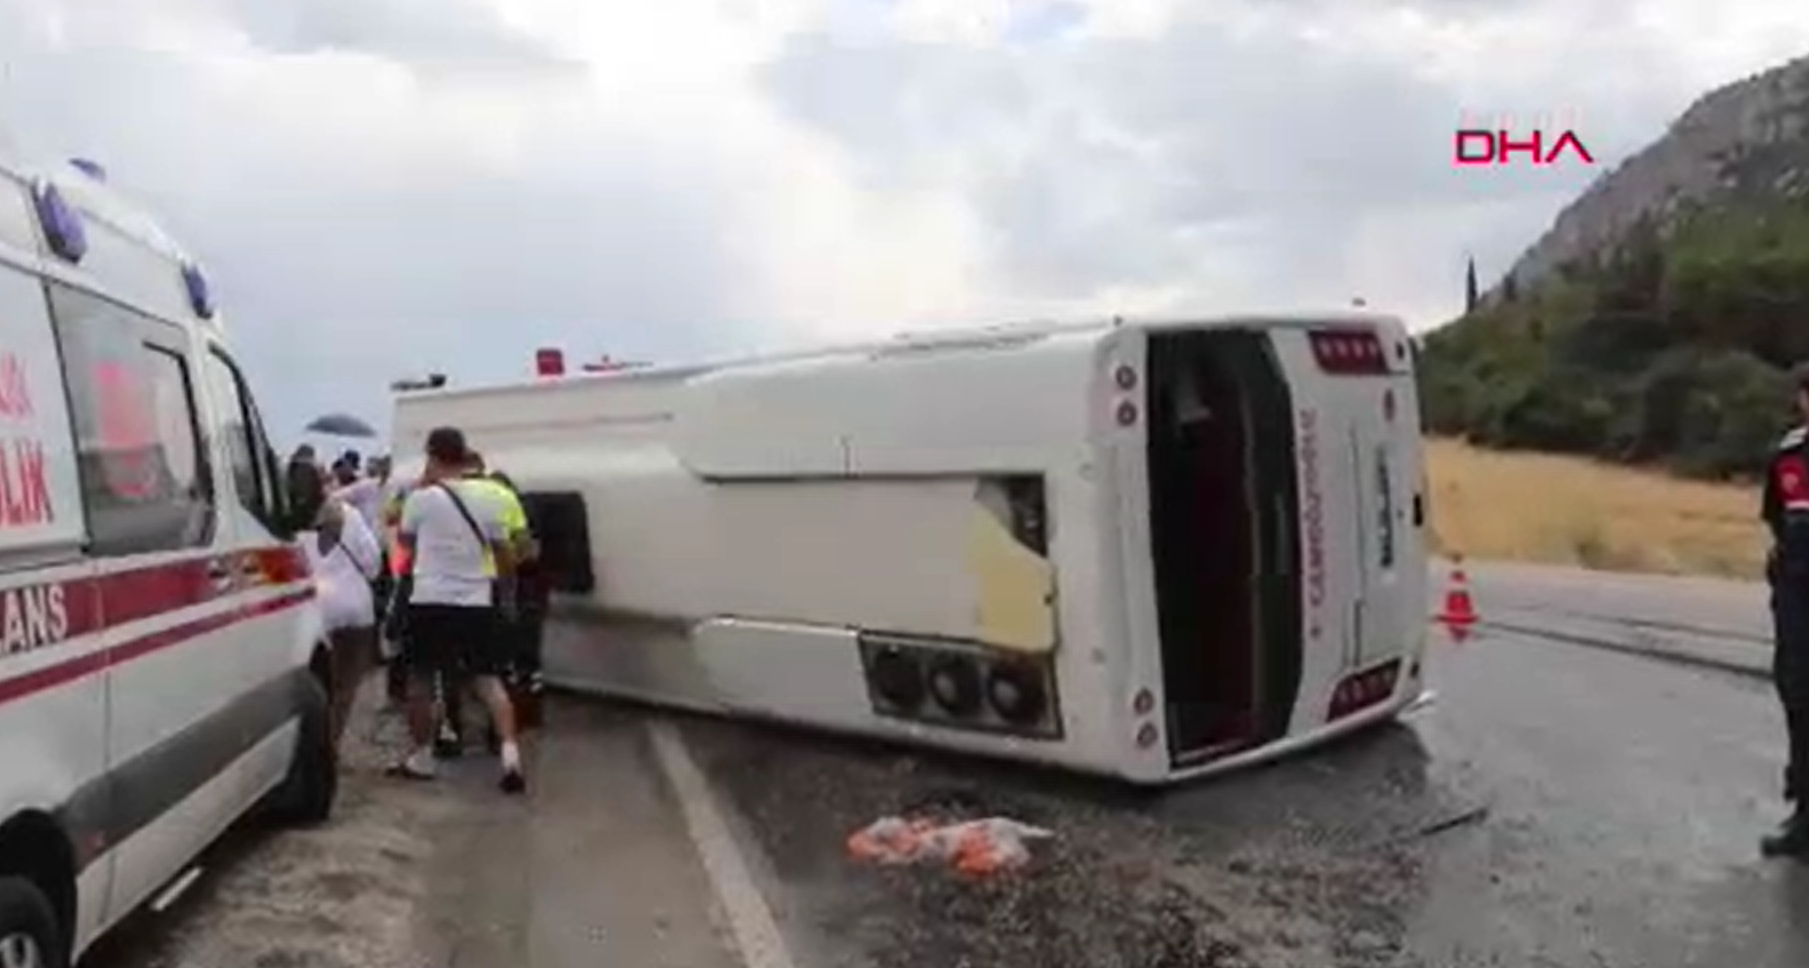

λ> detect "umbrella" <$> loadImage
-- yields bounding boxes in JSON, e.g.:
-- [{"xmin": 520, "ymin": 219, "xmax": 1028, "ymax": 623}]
[{"xmin": 304, "ymin": 412, "xmax": 378, "ymax": 438}]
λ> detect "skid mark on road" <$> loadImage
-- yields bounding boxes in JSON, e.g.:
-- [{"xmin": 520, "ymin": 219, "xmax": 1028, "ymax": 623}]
[{"xmin": 648, "ymin": 719, "xmax": 798, "ymax": 968}]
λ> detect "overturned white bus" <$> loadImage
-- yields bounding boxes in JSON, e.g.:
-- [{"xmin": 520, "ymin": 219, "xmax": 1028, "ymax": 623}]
[{"xmin": 389, "ymin": 313, "xmax": 1430, "ymax": 784}]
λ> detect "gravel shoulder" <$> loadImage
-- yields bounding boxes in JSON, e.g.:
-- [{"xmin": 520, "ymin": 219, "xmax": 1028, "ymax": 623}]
[{"xmin": 92, "ymin": 686, "xmax": 740, "ymax": 968}]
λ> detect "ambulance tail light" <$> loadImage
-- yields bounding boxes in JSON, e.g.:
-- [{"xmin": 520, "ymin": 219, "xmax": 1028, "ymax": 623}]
[{"xmin": 1310, "ymin": 328, "xmax": 1388, "ymax": 376}]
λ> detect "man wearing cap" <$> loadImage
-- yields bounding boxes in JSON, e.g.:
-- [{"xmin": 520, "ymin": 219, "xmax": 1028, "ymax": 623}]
[{"xmin": 1762, "ymin": 361, "xmax": 1809, "ymax": 856}]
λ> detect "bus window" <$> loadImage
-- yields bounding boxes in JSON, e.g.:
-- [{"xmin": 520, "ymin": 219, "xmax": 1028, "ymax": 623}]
[
  {"xmin": 49, "ymin": 285, "xmax": 214, "ymax": 556},
  {"xmin": 518, "ymin": 490, "xmax": 595, "ymax": 593}
]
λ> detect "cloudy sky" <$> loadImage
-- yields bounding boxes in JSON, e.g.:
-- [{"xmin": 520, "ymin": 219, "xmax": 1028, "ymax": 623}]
[{"xmin": 2, "ymin": 0, "xmax": 1807, "ymax": 441}]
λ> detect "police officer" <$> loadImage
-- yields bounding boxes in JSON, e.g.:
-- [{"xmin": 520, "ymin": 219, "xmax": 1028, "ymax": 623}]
[{"xmin": 1763, "ymin": 361, "xmax": 1809, "ymax": 857}]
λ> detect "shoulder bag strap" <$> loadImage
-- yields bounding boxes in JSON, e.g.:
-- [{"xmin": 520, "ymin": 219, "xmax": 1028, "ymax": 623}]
[{"xmin": 434, "ymin": 481, "xmax": 490, "ymax": 550}]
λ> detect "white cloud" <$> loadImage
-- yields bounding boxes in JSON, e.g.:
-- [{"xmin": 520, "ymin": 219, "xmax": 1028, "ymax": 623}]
[{"xmin": 0, "ymin": 0, "xmax": 1805, "ymax": 440}]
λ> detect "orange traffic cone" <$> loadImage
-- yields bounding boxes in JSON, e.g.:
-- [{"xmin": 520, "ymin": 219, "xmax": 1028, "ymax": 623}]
[{"xmin": 1437, "ymin": 555, "xmax": 1478, "ymax": 642}]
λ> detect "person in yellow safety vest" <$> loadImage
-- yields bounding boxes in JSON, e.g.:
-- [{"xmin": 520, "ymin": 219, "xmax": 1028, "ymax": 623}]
[{"xmin": 463, "ymin": 451, "xmax": 531, "ymax": 570}]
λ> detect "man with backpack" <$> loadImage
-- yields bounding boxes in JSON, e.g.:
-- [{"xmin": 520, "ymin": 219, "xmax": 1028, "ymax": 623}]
[{"xmin": 386, "ymin": 427, "xmax": 528, "ymax": 794}]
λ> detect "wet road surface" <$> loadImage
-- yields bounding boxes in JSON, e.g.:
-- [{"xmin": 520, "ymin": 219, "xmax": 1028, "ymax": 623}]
[
  {"xmin": 1460, "ymin": 559, "xmax": 1768, "ymax": 645},
  {"xmin": 92, "ymin": 619, "xmax": 1809, "ymax": 968}
]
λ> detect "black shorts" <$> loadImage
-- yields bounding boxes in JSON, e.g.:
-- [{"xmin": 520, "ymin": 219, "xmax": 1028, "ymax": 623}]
[{"xmin": 400, "ymin": 603, "xmax": 508, "ymax": 679}]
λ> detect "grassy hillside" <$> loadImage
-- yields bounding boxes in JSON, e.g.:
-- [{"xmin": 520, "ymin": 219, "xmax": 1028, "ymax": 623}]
[
  {"xmin": 1425, "ymin": 438, "xmax": 1765, "ymax": 579},
  {"xmin": 1420, "ymin": 196, "xmax": 1809, "ymax": 481}
]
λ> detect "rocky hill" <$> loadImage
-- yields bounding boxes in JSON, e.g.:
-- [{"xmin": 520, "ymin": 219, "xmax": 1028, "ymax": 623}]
[
  {"xmin": 1422, "ymin": 52, "xmax": 1809, "ymax": 481},
  {"xmin": 1501, "ymin": 54, "xmax": 1809, "ymax": 294}
]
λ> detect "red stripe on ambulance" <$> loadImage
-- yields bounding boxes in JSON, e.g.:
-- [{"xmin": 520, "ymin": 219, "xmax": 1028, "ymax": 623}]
[{"xmin": 0, "ymin": 550, "xmax": 315, "ymax": 702}]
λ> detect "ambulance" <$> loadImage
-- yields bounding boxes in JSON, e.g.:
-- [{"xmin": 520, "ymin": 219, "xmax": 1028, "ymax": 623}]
[{"xmin": 0, "ymin": 147, "xmax": 331, "ymax": 967}]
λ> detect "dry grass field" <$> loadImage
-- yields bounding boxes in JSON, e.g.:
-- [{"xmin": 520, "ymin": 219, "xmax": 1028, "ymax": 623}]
[{"xmin": 1424, "ymin": 437, "xmax": 1768, "ymax": 580}]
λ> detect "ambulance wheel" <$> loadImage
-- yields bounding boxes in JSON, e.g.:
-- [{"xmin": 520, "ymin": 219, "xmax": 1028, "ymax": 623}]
[
  {"xmin": 266, "ymin": 671, "xmax": 338, "ymax": 827},
  {"xmin": 0, "ymin": 877, "xmax": 66, "ymax": 968}
]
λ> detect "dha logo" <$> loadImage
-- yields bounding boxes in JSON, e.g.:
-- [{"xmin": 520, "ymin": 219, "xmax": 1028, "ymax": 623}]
[{"xmin": 1454, "ymin": 109, "xmax": 1595, "ymax": 166}]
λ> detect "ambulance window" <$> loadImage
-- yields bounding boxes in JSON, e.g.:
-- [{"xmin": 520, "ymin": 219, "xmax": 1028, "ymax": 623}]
[
  {"xmin": 47, "ymin": 286, "xmax": 215, "ymax": 555},
  {"xmin": 202, "ymin": 348, "xmax": 285, "ymax": 534}
]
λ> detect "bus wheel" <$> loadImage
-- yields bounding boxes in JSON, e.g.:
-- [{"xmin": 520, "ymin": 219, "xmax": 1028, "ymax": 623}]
[
  {"xmin": 265, "ymin": 672, "xmax": 339, "ymax": 827},
  {"xmin": 0, "ymin": 876, "xmax": 66, "ymax": 968}
]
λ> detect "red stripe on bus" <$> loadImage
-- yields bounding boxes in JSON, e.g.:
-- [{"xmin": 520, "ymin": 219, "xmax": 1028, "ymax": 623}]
[{"xmin": 0, "ymin": 588, "xmax": 315, "ymax": 706}]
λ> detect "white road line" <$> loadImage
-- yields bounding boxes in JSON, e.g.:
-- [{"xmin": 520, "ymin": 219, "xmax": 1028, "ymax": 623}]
[{"xmin": 647, "ymin": 719, "xmax": 799, "ymax": 968}]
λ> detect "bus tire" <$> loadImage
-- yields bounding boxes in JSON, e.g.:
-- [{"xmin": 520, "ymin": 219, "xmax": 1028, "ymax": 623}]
[
  {"xmin": 0, "ymin": 876, "xmax": 67, "ymax": 968},
  {"xmin": 265, "ymin": 672, "xmax": 338, "ymax": 828}
]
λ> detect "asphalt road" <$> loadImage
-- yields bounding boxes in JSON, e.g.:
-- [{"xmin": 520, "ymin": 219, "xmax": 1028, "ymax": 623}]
[
  {"xmin": 1458, "ymin": 559, "xmax": 1774, "ymax": 674},
  {"xmin": 1460, "ymin": 558, "xmax": 1767, "ymax": 641},
  {"xmin": 91, "ymin": 566, "xmax": 1809, "ymax": 968}
]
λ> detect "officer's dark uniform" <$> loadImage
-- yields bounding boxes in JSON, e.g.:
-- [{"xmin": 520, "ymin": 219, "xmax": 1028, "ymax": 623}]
[{"xmin": 1763, "ymin": 399, "xmax": 1809, "ymax": 856}]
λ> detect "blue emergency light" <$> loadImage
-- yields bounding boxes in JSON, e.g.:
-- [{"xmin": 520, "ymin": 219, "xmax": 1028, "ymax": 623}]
[
  {"xmin": 31, "ymin": 181, "xmax": 86, "ymax": 263},
  {"xmin": 182, "ymin": 262, "xmax": 215, "ymax": 319}
]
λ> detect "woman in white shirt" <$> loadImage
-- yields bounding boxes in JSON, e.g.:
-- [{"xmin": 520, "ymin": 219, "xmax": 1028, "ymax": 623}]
[{"xmin": 300, "ymin": 488, "xmax": 385, "ymax": 751}]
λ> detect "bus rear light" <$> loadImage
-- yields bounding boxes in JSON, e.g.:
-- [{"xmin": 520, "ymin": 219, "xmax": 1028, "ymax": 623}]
[
  {"xmin": 1132, "ymin": 688, "xmax": 1155, "ymax": 716},
  {"xmin": 927, "ymin": 655, "xmax": 983, "ymax": 717},
  {"xmin": 1115, "ymin": 400, "xmax": 1139, "ymax": 426},
  {"xmin": 869, "ymin": 646, "xmax": 926, "ymax": 711},
  {"xmin": 985, "ymin": 661, "xmax": 1047, "ymax": 725},
  {"xmin": 1328, "ymin": 659, "xmax": 1402, "ymax": 720},
  {"xmin": 1136, "ymin": 722, "xmax": 1159, "ymax": 749},
  {"xmin": 1310, "ymin": 329, "xmax": 1388, "ymax": 376},
  {"xmin": 859, "ymin": 634, "xmax": 1062, "ymax": 739},
  {"xmin": 1114, "ymin": 365, "xmax": 1137, "ymax": 391}
]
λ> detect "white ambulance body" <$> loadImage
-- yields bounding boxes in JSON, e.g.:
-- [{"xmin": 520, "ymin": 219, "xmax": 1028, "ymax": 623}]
[
  {"xmin": 391, "ymin": 314, "xmax": 1430, "ymax": 786},
  {"xmin": 0, "ymin": 148, "xmax": 333, "ymax": 967}
]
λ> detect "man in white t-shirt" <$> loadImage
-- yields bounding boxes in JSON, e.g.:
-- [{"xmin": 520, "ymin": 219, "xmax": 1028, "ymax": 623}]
[{"xmin": 388, "ymin": 426, "xmax": 526, "ymax": 793}]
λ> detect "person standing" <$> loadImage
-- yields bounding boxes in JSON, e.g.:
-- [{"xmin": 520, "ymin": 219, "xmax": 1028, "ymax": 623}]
[
  {"xmin": 387, "ymin": 427, "xmax": 528, "ymax": 793},
  {"xmin": 376, "ymin": 462, "xmax": 417, "ymax": 709},
  {"xmin": 300, "ymin": 490, "xmax": 384, "ymax": 751},
  {"xmin": 488, "ymin": 470, "xmax": 548, "ymax": 704},
  {"xmin": 435, "ymin": 450, "xmax": 535, "ymax": 751},
  {"xmin": 1763, "ymin": 361, "xmax": 1809, "ymax": 857},
  {"xmin": 335, "ymin": 454, "xmax": 389, "ymax": 536}
]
